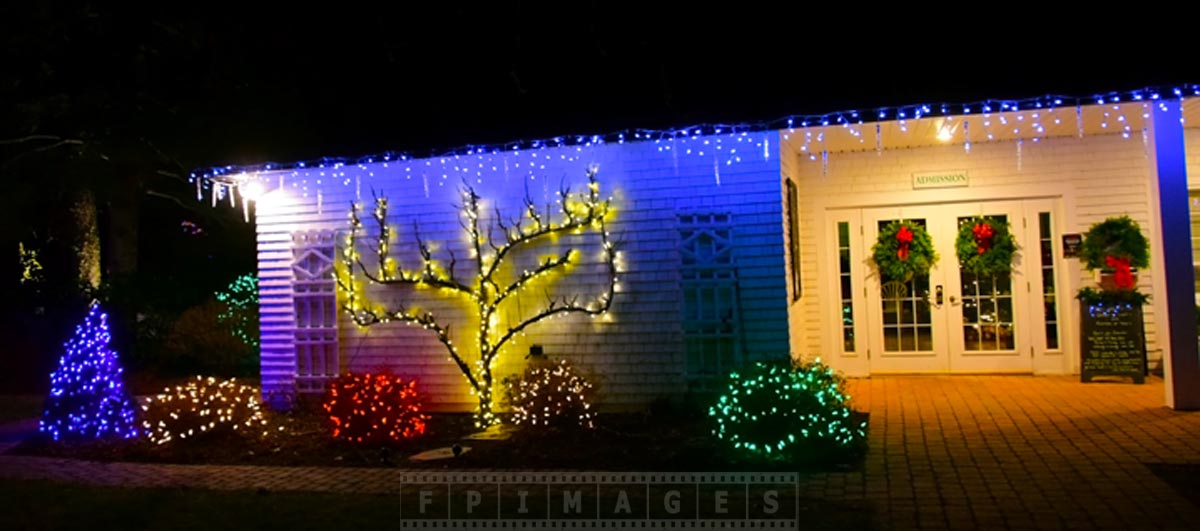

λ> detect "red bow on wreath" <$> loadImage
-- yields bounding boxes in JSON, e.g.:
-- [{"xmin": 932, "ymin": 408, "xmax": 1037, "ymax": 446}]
[
  {"xmin": 972, "ymin": 222, "xmax": 995, "ymax": 255},
  {"xmin": 896, "ymin": 225, "xmax": 913, "ymax": 261},
  {"xmin": 1105, "ymin": 255, "xmax": 1135, "ymax": 289}
]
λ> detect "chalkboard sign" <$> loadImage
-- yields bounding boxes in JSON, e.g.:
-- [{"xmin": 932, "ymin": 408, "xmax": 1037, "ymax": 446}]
[{"xmin": 1080, "ymin": 303, "xmax": 1146, "ymax": 384}]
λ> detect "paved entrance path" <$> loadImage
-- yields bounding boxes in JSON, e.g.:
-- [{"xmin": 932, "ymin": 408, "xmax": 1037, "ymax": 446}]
[
  {"xmin": 841, "ymin": 376, "xmax": 1200, "ymax": 529},
  {"xmin": 3, "ymin": 376, "xmax": 1200, "ymax": 529}
]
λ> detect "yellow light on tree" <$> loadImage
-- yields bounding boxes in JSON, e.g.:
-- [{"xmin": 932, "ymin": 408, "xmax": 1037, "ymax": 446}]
[{"xmin": 336, "ymin": 167, "xmax": 618, "ymax": 427}]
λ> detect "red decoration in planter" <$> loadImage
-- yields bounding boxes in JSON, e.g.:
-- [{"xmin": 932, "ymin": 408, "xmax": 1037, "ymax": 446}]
[
  {"xmin": 1105, "ymin": 255, "xmax": 1135, "ymax": 290},
  {"xmin": 896, "ymin": 225, "xmax": 913, "ymax": 260},
  {"xmin": 972, "ymin": 222, "xmax": 994, "ymax": 255}
]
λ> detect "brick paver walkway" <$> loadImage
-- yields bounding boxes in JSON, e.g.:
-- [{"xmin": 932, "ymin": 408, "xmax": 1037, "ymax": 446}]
[
  {"xmin": 843, "ymin": 376, "xmax": 1200, "ymax": 530},
  {"xmin": 3, "ymin": 376, "xmax": 1200, "ymax": 529}
]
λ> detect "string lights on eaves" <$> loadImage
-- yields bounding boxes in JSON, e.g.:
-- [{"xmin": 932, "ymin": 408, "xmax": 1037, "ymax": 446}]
[{"xmin": 190, "ymin": 84, "xmax": 1198, "ymax": 212}]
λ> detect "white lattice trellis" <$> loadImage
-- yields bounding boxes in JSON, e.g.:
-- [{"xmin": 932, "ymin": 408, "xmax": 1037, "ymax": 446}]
[
  {"xmin": 292, "ymin": 231, "xmax": 339, "ymax": 393},
  {"xmin": 678, "ymin": 213, "xmax": 741, "ymax": 382}
]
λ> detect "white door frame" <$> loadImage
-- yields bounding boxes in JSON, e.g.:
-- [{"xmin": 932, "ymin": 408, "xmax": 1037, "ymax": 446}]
[{"xmin": 819, "ymin": 192, "xmax": 1075, "ymax": 376}]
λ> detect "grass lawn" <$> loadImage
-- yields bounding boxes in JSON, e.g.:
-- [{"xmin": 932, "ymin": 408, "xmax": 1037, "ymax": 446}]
[{"xmin": 0, "ymin": 478, "xmax": 873, "ymax": 531}]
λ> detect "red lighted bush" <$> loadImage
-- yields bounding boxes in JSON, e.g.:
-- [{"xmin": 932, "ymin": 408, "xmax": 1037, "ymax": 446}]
[{"xmin": 322, "ymin": 372, "xmax": 429, "ymax": 443}]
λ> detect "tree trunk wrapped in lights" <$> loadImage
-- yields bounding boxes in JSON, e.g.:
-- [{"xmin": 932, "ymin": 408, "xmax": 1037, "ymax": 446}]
[{"xmin": 336, "ymin": 167, "xmax": 617, "ymax": 427}]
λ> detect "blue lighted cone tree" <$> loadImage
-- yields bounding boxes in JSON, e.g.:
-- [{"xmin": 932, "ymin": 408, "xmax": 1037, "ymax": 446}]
[
  {"xmin": 40, "ymin": 302, "xmax": 139, "ymax": 441},
  {"xmin": 336, "ymin": 167, "xmax": 617, "ymax": 427}
]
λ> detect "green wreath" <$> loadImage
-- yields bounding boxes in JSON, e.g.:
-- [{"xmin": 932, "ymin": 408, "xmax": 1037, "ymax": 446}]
[
  {"xmin": 872, "ymin": 221, "xmax": 937, "ymax": 281},
  {"xmin": 1079, "ymin": 215, "xmax": 1149, "ymax": 271},
  {"xmin": 955, "ymin": 216, "xmax": 1017, "ymax": 276}
]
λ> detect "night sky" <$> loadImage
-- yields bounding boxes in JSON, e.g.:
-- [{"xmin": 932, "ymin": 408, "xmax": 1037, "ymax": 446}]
[{"xmin": 5, "ymin": 4, "xmax": 1195, "ymax": 171}]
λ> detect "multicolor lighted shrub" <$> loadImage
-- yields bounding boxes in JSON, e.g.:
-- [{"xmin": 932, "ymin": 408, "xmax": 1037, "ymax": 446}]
[
  {"xmin": 322, "ymin": 372, "xmax": 429, "ymax": 443},
  {"xmin": 710, "ymin": 359, "xmax": 866, "ymax": 461},
  {"xmin": 140, "ymin": 376, "xmax": 268, "ymax": 445},
  {"xmin": 503, "ymin": 358, "xmax": 596, "ymax": 429}
]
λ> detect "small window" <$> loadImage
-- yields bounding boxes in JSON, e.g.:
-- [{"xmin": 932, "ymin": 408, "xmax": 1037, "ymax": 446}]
[
  {"xmin": 1039, "ymin": 212, "xmax": 1060, "ymax": 350},
  {"xmin": 837, "ymin": 221, "xmax": 855, "ymax": 352},
  {"xmin": 785, "ymin": 179, "xmax": 802, "ymax": 300}
]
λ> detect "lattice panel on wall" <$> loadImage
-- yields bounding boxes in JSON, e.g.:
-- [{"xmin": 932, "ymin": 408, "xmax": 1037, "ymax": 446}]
[
  {"xmin": 292, "ymin": 231, "xmax": 339, "ymax": 393},
  {"xmin": 678, "ymin": 213, "xmax": 741, "ymax": 384}
]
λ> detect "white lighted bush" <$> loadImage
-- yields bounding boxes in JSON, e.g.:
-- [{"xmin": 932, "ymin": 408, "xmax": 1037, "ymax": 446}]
[
  {"xmin": 140, "ymin": 376, "xmax": 268, "ymax": 445},
  {"xmin": 504, "ymin": 359, "xmax": 596, "ymax": 429}
]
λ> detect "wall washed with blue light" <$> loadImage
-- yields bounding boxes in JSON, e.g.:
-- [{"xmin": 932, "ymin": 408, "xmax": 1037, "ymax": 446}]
[{"xmin": 247, "ymin": 132, "xmax": 788, "ymax": 408}]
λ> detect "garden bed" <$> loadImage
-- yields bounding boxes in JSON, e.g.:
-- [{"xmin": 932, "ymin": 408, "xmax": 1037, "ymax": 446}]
[{"xmin": 11, "ymin": 407, "xmax": 868, "ymax": 472}]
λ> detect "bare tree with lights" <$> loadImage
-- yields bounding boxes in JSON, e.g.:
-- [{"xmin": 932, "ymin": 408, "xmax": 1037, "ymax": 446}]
[{"xmin": 336, "ymin": 167, "xmax": 617, "ymax": 427}]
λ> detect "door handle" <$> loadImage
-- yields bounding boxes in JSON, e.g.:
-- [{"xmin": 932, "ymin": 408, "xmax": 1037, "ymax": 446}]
[{"xmin": 935, "ymin": 285, "xmax": 943, "ymax": 306}]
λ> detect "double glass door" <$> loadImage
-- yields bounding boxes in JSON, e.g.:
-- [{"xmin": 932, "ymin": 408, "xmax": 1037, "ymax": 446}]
[{"xmin": 841, "ymin": 199, "xmax": 1060, "ymax": 373}]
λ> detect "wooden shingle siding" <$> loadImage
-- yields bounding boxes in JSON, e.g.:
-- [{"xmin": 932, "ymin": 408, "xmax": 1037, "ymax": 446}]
[{"xmin": 253, "ymin": 134, "xmax": 788, "ymax": 410}]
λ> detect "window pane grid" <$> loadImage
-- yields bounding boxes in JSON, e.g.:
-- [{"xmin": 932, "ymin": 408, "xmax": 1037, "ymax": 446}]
[
  {"xmin": 879, "ymin": 219, "xmax": 932, "ymax": 352},
  {"xmin": 1039, "ymin": 212, "xmax": 1059, "ymax": 350},
  {"xmin": 837, "ymin": 222, "xmax": 854, "ymax": 352},
  {"xmin": 960, "ymin": 216, "xmax": 1015, "ymax": 352}
]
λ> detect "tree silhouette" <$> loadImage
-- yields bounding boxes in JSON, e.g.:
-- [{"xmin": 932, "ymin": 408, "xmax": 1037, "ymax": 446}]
[{"xmin": 336, "ymin": 167, "xmax": 617, "ymax": 426}]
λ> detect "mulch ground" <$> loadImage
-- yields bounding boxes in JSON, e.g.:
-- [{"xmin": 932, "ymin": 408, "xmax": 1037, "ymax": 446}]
[{"xmin": 11, "ymin": 404, "xmax": 868, "ymax": 472}]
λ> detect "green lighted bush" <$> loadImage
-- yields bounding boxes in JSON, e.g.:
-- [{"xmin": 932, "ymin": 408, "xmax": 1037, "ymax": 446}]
[{"xmin": 709, "ymin": 359, "xmax": 865, "ymax": 462}]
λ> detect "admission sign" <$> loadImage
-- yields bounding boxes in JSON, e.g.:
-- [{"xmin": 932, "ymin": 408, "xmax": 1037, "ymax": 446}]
[{"xmin": 912, "ymin": 170, "xmax": 969, "ymax": 190}]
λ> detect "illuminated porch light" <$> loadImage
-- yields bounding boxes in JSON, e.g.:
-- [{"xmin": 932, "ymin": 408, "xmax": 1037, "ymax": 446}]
[
  {"xmin": 240, "ymin": 179, "xmax": 267, "ymax": 201},
  {"xmin": 936, "ymin": 119, "xmax": 956, "ymax": 142}
]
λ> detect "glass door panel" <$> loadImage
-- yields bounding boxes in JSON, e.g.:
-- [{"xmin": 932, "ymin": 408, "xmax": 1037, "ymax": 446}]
[{"xmin": 958, "ymin": 215, "xmax": 1017, "ymax": 352}]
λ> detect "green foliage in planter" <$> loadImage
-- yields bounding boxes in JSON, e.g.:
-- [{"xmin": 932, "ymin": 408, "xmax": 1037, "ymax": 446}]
[
  {"xmin": 1080, "ymin": 215, "xmax": 1150, "ymax": 270},
  {"xmin": 1076, "ymin": 287, "xmax": 1150, "ymax": 306},
  {"xmin": 709, "ymin": 359, "xmax": 866, "ymax": 462}
]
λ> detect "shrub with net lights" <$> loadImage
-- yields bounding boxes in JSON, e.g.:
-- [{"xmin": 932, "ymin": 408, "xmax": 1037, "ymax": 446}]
[
  {"xmin": 503, "ymin": 358, "xmax": 596, "ymax": 429},
  {"xmin": 322, "ymin": 372, "xmax": 429, "ymax": 443},
  {"xmin": 140, "ymin": 376, "xmax": 268, "ymax": 445},
  {"xmin": 709, "ymin": 359, "xmax": 866, "ymax": 461}
]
